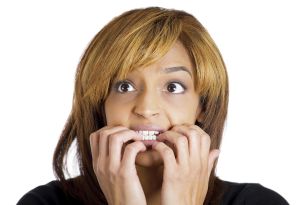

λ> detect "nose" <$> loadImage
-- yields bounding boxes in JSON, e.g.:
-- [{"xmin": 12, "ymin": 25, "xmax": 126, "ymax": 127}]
[{"xmin": 133, "ymin": 88, "xmax": 160, "ymax": 119}]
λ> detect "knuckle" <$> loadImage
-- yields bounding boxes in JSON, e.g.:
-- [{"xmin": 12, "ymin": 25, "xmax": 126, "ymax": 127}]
[
  {"xmin": 109, "ymin": 134, "xmax": 123, "ymax": 144},
  {"xmin": 127, "ymin": 129, "xmax": 136, "ymax": 135},
  {"xmin": 189, "ymin": 124, "xmax": 198, "ymax": 129},
  {"xmin": 89, "ymin": 132, "xmax": 98, "ymax": 142},
  {"xmin": 185, "ymin": 128, "xmax": 199, "ymax": 142},
  {"xmin": 125, "ymin": 143, "xmax": 138, "ymax": 153},
  {"xmin": 162, "ymin": 147, "xmax": 173, "ymax": 156},
  {"xmin": 188, "ymin": 133, "xmax": 198, "ymax": 142},
  {"xmin": 202, "ymin": 133, "xmax": 211, "ymax": 144},
  {"xmin": 89, "ymin": 132, "xmax": 96, "ymax": 139},
  {"xmin": 188, "ymin": 128, "xmax": 198, "ymax": 137},
  {"xmin": 189, "ymin": 124, "xmax": 201, "ymax": 131},
  {"xmin": 99, "ymin": 129, "xmax": 110, "ymax": 137},
  {"xmin": 176, "ymin": 136, "xmax": 188, "ymax": 146}
]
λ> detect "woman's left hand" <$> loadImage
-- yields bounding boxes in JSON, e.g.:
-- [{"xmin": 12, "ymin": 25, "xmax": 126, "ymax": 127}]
[{"xmin": 152, "ymin": 125, "xmax": 220, "ymax": 205}]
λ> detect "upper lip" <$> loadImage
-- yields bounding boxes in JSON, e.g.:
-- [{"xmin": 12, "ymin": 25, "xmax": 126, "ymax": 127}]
[{"xmin": 130, "ymin": 124, "xmax": 167, "ymax": 133}]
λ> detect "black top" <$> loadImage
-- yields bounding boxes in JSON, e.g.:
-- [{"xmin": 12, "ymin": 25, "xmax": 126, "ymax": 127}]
[{"xmin": 17, "ymin": 180, "xmax": 289, "ymax": 205}]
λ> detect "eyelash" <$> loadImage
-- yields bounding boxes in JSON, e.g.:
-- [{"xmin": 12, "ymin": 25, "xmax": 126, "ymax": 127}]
[
  {"xmin": 113, "ymin": 80, "xmax": 187, "ymax": 94},
  {"xmin": 114, "ymin": 80, "xmax": 135, "ymax": 93},
  {"xmin": 165, "ymin": 81, "xmax": 186, "ymax": 94}
]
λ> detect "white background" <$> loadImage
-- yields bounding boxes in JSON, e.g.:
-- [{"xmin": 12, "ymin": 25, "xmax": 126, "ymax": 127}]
[{"xmin": 1, "ymin": 0, "xmax": 299, "ymax": 204}]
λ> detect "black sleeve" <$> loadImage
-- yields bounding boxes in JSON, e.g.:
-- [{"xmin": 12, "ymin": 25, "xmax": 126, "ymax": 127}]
[
  {"xmin": 16, "ymin": 181, "xmax": 82, "ymax": 205},
  {"xmin": 222, "ymin": 182, "xmax": 289, "ymax": 205}
]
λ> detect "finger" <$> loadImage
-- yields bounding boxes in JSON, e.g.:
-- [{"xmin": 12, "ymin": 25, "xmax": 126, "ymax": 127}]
[
  {"xmin": 200, "ymin": 132, "xmax": 211, "ymax": 161},
  {"xmin": 171, "ymin": 125, "xmax": 202, "ymax": 158},
  {"xmin": 120, "ymin": 141, "xmax": 146, "ymax": 171},
  {"xmin": 158, "ymin": 131, "xmax": 189, "ymax": 165},
  {"xmin": 90, "ymin": 132, "xmax": 100, "ymax": 161},
  {"xmin": 188, "ymin": 125, "xmax": 211, "ymax": 160},
  {"xmin": 97, "ymin": 126, "xmax": 128, "ymax": 161},
  {"xmin": 108, "ymin": 129, "xmax": 143, "ymax": 169},
  {"xmin": 207, "ymin": 149, "xmax": 220, "ymax": 177},
  {"xmin": 152, "ymin": 141, "xmax": 176, "ymax": 170}
]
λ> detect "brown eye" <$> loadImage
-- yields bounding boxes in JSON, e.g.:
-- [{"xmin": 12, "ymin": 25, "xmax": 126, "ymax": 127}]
[
  {"xmin": 116, "ymin": 82, "xmax": 135, "ymax": 93},
  {"xmin": 167, "ymin": 82, "xmax": 185, "ymax": 94}
]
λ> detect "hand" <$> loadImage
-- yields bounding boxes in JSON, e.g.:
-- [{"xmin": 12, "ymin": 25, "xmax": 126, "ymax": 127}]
[
  {"xmin": 90, "ymin": 126, "xmax": 147, "ymax": 205},
  {"xmin": 152, "ymin": 125, "xmax": 220, "ymax": 205}
]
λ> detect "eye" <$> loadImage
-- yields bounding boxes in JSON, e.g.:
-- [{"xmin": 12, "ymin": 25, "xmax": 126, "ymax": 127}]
[
  {"xmin": 166, "ymin": 82, "xmax": 185, "ymax": 94},
  {"xmin": 115, "ymin": 81, "xmax": 136, "ymax": 93}
]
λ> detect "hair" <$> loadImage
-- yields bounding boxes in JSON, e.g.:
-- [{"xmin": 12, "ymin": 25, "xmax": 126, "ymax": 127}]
[{"xmin": 53, "ymin": 7, "xmax": 229, "ymax": 205}]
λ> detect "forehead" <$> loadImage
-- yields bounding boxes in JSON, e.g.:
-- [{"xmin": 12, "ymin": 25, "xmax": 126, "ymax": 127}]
[
  {"xmin": 155, "ymin": 41, "xmax": 192, "ymax": 69},
  {"xmin": 133, "ymin": 41, "xmax": 193, "ymax": 74},
  {"xmin": 112, "ymin": 41, "xmax": 195, "ymax": 84}
]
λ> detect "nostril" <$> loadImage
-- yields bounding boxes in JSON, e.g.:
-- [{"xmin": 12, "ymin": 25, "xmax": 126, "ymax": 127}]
[{"xmin": 135, "ymin": 112, "xmax": 159, "ymax": 118}]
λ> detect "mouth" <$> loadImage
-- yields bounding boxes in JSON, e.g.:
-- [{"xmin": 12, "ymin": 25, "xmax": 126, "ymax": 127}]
[
  {"xmin": 135, "ymin": 130, "xmax": 160, "ymax": 140},
  {"xmin": 128, "ymin": 125, "xmax": 166, "ymax": 148},
  {"xmin": 135, "ymin": 130, "xmax": 161, "ymax": 147}
]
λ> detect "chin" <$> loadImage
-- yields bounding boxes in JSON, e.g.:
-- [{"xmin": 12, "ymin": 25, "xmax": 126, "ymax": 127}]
[{"xmin": 135, "ymin": 148, "xmax": 163, "ymax": 167}]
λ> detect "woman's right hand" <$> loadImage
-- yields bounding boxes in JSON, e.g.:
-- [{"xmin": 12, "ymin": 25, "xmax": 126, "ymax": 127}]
[{"xmin": 90, "ymin": 126, "xmax": 147, "ymax": 205}]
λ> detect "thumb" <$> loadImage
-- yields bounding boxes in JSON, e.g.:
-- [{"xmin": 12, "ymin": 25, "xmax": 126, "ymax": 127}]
[{"xmin": 208, "ymin": 149, "xmax": 220, "ymax": 175}]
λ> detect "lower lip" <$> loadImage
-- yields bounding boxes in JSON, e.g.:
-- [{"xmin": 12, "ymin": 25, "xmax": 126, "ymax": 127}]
[{"xmin": 142, "ymin": 140, "xmax": 157, "ymax": 147}]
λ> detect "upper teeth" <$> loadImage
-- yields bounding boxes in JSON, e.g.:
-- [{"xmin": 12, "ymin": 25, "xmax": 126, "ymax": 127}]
[{"xmin": 136, "ymin": 130, "xmax": 159, "ymax": 140}]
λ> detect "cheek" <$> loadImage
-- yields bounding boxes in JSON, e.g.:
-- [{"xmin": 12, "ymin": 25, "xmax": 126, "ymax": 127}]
[
  {"xmin": 105, "ymin": 106, "xmax": 130, "ymax": 125},
  {"xmin": 105, "ymin": 96, "xmax": 131, "ymax": 126},
  {"xmin": 165, "ymin": 95, "xmax": 199, "ymax": 124}
]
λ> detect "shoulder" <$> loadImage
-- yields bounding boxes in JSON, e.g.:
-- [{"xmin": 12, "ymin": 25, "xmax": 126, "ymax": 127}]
[
  {"xmin": 220, "ymin": 180, "xmax": 289, "ymax": 205},
  {"xmin": 17, "ymin": 180, "xmax": 82, "ymax": 205}
]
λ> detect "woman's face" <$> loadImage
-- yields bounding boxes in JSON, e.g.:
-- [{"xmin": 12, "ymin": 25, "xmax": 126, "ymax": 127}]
[{"xmin": 105, "ymin": 41, "xmax": 202, "ymax": 167}]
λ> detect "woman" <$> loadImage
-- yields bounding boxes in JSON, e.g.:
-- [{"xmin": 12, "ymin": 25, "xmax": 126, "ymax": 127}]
[{"xmin": 17, "ymin": 7, "xmax": 288, "ymax": 205}]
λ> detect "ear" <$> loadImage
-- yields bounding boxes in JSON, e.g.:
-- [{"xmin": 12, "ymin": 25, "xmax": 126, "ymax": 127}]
[
  {"xmin": 196, "ymin": 112, "xmax": 204, "ymax": 123},
  {"xmin": 196, "ymin": 105, "xmax": 205, "ymax": 124}
]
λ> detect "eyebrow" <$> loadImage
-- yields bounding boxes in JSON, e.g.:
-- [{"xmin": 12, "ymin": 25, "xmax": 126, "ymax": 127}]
[{"xmin": 162, "ymin": 66, "xmax": 192, "ymax": 77}]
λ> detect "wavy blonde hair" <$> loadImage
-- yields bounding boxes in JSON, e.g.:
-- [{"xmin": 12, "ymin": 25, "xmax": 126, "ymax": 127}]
[{"xmin": 53, "ymin": 7, "xmax": 229, "ymax": 204}]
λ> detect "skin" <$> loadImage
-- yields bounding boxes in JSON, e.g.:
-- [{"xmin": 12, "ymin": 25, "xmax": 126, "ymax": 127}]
[{"xmin": 90, "ymin": 41, "xmax": 220, "ymax": 205}]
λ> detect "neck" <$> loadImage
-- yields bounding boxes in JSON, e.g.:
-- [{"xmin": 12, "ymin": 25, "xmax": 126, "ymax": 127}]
[{"xmin": 136, "ymin": 165, "xmax": 163, "ymax": 204}]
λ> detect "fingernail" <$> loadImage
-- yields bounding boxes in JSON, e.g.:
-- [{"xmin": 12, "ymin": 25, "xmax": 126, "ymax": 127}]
[
  {"xmin": 156, "ymin": 134, "xmax": 164, "ymax": 141},
  {"xmin": 152, "ymin": 141, "xmax": 158, "ymax": 148}
]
